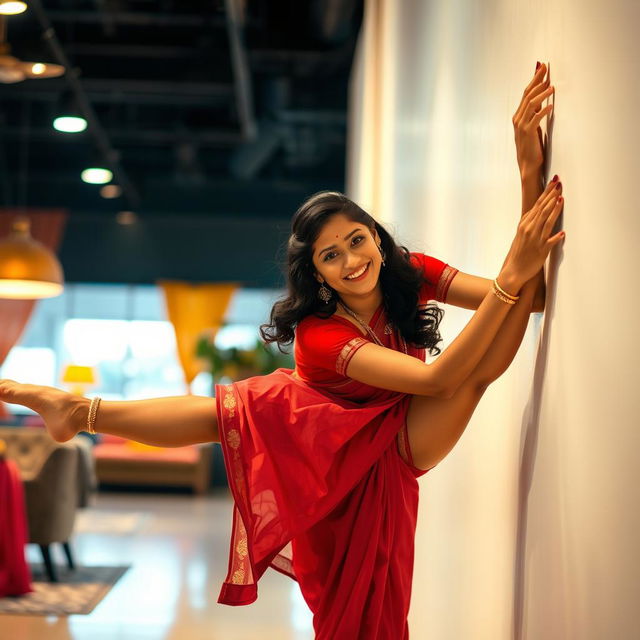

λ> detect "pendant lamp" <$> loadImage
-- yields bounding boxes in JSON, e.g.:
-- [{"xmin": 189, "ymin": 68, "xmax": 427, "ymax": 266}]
[
  {"xmin": 0, "ymin": 2, "xmax": 27, "ymax": 16},
  {"xmin": 0, "ymin": 216, "xmax": 64, "ymax": 299}
]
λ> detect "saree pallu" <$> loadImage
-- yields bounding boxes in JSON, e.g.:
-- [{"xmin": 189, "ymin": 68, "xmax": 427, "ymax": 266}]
[{"xmin": 215, "ymin": 369, "xmax": 426, "ymax": 639}]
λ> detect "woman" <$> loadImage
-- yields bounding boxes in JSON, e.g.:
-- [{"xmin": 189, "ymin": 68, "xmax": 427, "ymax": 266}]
[{"xmin": 0, "ymin": 63, "xmax": 561, "ymax": 638}]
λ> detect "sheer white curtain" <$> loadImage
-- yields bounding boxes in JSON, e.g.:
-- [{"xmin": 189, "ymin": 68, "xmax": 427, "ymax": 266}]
[{"xmin": 347, "ymin": 1, "xmax": 640, "ymax": 638}]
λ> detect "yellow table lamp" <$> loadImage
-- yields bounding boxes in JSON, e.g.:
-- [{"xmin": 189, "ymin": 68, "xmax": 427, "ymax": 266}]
[{"xmin": 61, "ymin": 364, "xmax": 97, "ymax": 396}]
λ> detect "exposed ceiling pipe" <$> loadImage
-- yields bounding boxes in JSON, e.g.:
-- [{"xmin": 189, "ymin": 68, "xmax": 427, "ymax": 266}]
[
  {"xmin": 27, "ymin": 0, "xmax": 140, "ymax": 207},
  {"xmin": 45, "ymin": 9, "xmax": 227, "ymax": 28},
  {"xmin": 224, "ymin": 0, "xmax": 257, "ymax": 141}
]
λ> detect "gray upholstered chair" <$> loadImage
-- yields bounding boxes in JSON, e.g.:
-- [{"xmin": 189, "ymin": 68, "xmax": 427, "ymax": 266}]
[{"xmin": 0, "ymin": 427, "xmax": 96, "ymax": 582}]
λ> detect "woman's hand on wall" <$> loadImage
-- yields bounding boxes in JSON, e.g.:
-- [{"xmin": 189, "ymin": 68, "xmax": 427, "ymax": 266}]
[
  {"xmin": 513, "ymin": 62, "xmax": 554, "ymax": 179},
  {"xmin": 500, "ymin": 179, "xmax": 565, "ymax": 289}
]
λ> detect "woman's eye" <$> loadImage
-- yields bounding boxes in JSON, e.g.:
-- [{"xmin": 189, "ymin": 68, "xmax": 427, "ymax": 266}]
[
  {"xmin": 323, "ymin": 252, "xmax": 337, "ymax": 262},
  {"xmin": 352, "ymin": 235, "xmax": 364, "ymax": 246}
]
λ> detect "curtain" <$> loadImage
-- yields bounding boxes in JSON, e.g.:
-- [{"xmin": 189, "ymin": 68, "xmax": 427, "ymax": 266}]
[
  {"xmin": 0, "ymin": 209, "xmax": 68, "ymax": 419},
  {"xmin": 158, "ymin": 281, "xmax": 237, "ymax": 393},
  {"xmin": 346, "ymin": 0, "xmax": 397, "ymax": 225}
]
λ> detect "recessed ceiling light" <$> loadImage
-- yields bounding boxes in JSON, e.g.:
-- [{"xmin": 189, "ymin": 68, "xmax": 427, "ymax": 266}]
[
  {"xmin": 100, "ymin": 184, "xmax": 122, "ymax": 199},
  {"xmin": 81, "ymin": 168, "xmax": 113, "ymax": 184},
  {"xmin": 116, "ymin": 211, "xmax": 137, "ymax": 225},
  {"xmin": 53, "ymin": 116, "xmax": 87, "ymax": 133}
]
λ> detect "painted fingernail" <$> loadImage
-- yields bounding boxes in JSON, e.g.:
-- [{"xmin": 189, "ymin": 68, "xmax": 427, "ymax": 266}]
[
  {"xmin": 536, "ymin": 61, "xmax": 541, "ymax": 70},
  {"xmin": 557, "ymin": 196, "xmax": 563, "ymax": 203},
  {"xmin": 555, "ymin": 182, "xmax": 562, "ymax": 190},
  {"xmin": 552, "ymin": 175, "xmax": 559, "ymax": 182}
]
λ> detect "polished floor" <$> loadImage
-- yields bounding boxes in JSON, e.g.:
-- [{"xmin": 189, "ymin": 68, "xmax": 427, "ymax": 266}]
[{"xmin": 1, "ymin": 491, "xmax": 314, "ymax": 640}]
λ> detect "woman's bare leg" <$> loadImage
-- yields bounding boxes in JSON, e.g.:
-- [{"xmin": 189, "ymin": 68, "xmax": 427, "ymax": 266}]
[
  {"xmin": 0, "ymin": 379, "xmax": 219, "ymax": 445},
  {"xmin": 406, "ymin": 376, "xmax": 489, "ymax": 470}
]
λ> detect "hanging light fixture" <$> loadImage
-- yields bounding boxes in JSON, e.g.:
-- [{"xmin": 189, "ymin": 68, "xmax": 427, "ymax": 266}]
[
  {"xmin": 0, "ymin": 14, "xmax": 65, "ymax": 84},
  {"xmin": 0, "ymin": 215, "xmax": 64, "ymax": 299},
  {"xmin": 0, "ymin": 2, "xmax": 27, "ymax": 16}
]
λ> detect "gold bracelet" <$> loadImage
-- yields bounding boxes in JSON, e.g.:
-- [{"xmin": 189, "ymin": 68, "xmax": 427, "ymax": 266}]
[
  {"xmin": 87, "ymin": 396, "xmax": 101, "ymax": 435},
  {"xmin": 492, "ymin": 281, "xmax": 517, "ymax": 305},
  {"xmin": 493, "ymin": 278, "xmax": 520, "ymax": 301}
]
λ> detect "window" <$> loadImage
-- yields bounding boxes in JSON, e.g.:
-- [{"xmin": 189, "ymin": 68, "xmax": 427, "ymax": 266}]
[{"xmin": 1, "ymin": 284, "xmax": 282, "ymax": 413}]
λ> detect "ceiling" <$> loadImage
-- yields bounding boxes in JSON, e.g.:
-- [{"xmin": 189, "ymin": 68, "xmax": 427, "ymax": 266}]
[{"xmin": 0, "ymin": 0, "xmax": 363, "ymax": 287}]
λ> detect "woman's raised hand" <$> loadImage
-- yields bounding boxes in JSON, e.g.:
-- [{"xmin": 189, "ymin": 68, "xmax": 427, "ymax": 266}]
[
  {"xmin": 0, "ymin": 379, "xmax": 81, "ymax": 443},
  {"xmin": 500, "ymin": 179, "xmax": 565, "ymax": 290},
  {"xmin": 513, "ymin": 62, "xmax": 554, "ymax": 176}
]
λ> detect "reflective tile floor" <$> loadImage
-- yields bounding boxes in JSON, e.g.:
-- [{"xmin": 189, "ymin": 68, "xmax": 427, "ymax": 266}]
[{"xmin": 1, "ymin": 491, "xmax": 314, "ymax": 640}]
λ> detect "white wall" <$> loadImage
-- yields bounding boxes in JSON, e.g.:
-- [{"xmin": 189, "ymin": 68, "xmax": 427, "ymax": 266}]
[{"xmin": 349, "ymin": 1, "xmax": 640, "ymax": 638}]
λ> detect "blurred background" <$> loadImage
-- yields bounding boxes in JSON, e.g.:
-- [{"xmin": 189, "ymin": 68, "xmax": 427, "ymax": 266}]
[{"xmin": 1, "ymin": 1, "xmax": 639, "ymax": 639}]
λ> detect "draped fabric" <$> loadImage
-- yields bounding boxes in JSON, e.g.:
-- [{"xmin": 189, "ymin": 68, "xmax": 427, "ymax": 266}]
[
  {"xmin": 0, "ymin": 208, "xmax": 68, "ymax": 419},
  {"xmin": 158, "ymin": 281, "xmax": 237, "ymax": 392},
  {"xmin": 215, "ymin": 254, "xmax": 458, "ymax": 638},
  {"xmin": 0, "ymin": 457, "xmax": 32, "ymax": 597}
]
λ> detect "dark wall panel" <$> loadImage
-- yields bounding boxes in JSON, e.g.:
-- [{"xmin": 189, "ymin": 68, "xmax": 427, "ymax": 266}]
[{"xmin": 60, "ymin": 214, "xmax": 292, "ymax": 288}]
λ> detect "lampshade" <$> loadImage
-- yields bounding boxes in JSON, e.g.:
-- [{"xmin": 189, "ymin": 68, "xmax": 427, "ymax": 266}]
[
  {"xmin": 0, "ymin": 2, "xmax": 27, "ymax": 16},
  {"xmin": 62, "ymin": 364, "xmax": 96, "ymax": 385},
  {"xmin": 0, "ymin": 216, "xmax": 64, "ymax": 299}
]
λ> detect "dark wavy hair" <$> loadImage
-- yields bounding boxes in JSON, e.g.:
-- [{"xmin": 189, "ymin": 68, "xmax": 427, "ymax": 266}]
[{"xmin": 260, "ymin": 191, "xmax": 445, "ymax": 355}]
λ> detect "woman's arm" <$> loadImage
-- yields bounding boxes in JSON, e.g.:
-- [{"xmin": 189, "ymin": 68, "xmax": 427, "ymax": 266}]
[
  {"xmin": 444, "ymin": 166, "xmax": 550, "ymax": 314},
  {"xmin": 347, "ymin": 180, "xmax": 564, "ymax": 398},
  {"xmin": 446, "ymin": 270, "xmax": 545, "ymax": 313},
  {"xmin": 457, "ymin": 175, "xmax": 559, "ymax": 389},
  {"xmin": 520, "ymin": 169, "xmax": 547, "ymax": 306},
  {"xmin": 347, "ymin": 274, "xmax": 519, "ymax": 398}
]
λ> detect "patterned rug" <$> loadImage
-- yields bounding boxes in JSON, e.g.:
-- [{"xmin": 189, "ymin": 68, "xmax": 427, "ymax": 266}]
[{"xmin": 0, "ymin": 564, "xmax": 130, "ymax": 616}]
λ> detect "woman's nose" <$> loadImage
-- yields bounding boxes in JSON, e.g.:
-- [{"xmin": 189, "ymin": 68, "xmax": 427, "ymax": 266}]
[{"xmin": 344, "ymin": 252, "xmax": 360, "ymax": 268}]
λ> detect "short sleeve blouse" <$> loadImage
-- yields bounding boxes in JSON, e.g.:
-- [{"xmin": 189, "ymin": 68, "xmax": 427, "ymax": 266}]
[{"xmin": 294, "ymin": 253, "xmax": 458, "ymax": 385}]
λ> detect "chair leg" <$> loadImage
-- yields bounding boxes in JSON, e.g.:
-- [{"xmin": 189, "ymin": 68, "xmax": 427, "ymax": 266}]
[
  {"xmin": 62, "ymin": 541, "xmax": 75, "ymax": 570},
  {"xmin": 39, "ymin": 544, "xmax": 58, "ymax": 582}
]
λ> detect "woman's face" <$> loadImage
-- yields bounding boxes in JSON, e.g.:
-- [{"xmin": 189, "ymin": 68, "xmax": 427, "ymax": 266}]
[{"xmin": 311, "ymin": 213, "xmax": 383, "ymax": 300}]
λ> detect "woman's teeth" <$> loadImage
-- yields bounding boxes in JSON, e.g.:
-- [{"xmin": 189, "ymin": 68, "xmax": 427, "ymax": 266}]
[{"xmin": 345, "ymin": 263, "xmax": 369, "ymax": 280}]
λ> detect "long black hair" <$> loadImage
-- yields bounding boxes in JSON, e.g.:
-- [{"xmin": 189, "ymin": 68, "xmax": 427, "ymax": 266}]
[{"xmin": 260, "ymin": 191, "xmax": 445, "ymax": 355}]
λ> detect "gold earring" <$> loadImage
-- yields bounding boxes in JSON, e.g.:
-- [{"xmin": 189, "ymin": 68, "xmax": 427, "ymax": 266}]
[
  {"xmin": 377, "ymin": 243, "xmax": 386, "ymax": 267},
  {"xmin": 318, "ymin": 281, "xmax": 332, "ymax": 303}
]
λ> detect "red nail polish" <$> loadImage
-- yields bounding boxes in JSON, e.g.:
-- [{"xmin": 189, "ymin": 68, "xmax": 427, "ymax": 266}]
[
  {"xmin": 552, "ymin": 174, "xmax": 559, "ymax": 182},
  {"xmin": 536, "ymin": 61, "xmax": 541, "ymax": 70},
  {"xmin": 555, "ymin": 182, "xmax": 562, "ymax": 190}
]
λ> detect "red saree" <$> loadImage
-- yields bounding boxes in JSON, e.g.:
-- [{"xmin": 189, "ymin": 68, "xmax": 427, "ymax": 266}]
[
  {"xmin": 215, "ymin": 253, "xmax": 458, "ymax": 638},
  {"xmin": 0, "ymin": 457, "xmax": 32, "ymax": 597}
]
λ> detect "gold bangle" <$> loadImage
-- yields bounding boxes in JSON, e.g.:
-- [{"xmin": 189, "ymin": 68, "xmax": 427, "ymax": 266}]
[
  {"xmin": 87, "ymin": 396, "xmax": 101, "ymax": 435},
  {"xmin": 492, "ymin": 282, "xmax": 517, "ymax": 305},
  {"xmin": 493, "ymin": 278, "xmax": 519, "ymax": 301}
]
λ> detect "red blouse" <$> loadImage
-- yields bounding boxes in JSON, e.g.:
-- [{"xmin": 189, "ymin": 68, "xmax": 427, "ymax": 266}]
[{"xmin": 295, "ymin": 252, "xmax": 458, "ymax": 394}]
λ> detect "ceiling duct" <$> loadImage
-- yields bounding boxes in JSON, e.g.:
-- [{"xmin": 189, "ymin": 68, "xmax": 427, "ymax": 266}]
[{"xmin": 309, "ymin": 0, "xmax": 361, "ymax": 44}]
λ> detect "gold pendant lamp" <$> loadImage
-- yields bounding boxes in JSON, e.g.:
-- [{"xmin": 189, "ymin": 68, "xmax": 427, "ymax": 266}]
[{"xmin": 0, "ymin": 215, "xmax": 64, "ymax": 299}]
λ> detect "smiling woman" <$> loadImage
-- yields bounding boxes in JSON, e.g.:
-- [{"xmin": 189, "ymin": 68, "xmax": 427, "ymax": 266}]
[{"xmin": 0, "ymin": 141, "xmax": 564, "ymax": 637}]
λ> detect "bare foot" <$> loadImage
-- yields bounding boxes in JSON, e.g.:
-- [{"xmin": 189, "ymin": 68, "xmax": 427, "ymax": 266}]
[{"xmin": 0, "ymin": 379, "xmax": 84, "ymax": 443}]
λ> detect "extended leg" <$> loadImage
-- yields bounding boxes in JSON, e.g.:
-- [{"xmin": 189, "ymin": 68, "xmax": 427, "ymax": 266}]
[
  {"xmin": 406, "ymin": 376, "xmax": 489, "ymax": 471},
  {"xmin": 0, "ymin": 380, "xmax": 219, "ymax": 445}
]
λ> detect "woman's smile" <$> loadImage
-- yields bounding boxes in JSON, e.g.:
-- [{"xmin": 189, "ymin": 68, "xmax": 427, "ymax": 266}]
[{"xmin": 344, "ymin": 261, "xmax": 371, "ymax": 281}]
